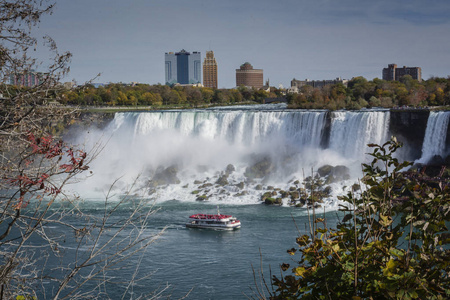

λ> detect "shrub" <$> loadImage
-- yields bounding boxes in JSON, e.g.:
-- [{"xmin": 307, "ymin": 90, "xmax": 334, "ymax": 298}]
[{"xmin": 270, "ymin": 137, "xmax": 449, "ymax": 299}]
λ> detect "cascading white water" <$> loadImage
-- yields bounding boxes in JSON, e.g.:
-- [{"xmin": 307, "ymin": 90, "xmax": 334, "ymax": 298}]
[
  {"xmin": 122, "ymin": 109, "xmax": 327, "ymax": 148},
  {"xmin": 417, "ymin": 111, "xmax": 450, "ymax": 163},
  {"xmin": 72, "ymin": 106, "xmax": 395, "ymax": 207},
  {"xmin": 329, "ymin": 111, "xmax": 390, "ymax": 159}
]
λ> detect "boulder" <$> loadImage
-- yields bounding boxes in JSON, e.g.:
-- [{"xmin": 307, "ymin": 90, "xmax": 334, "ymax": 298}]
[
  {"xmin": 280, "ymin": 190, "xmax": 289, "ymax": 198},
  {"xmin": 323, "ymin": 186, "xmax": 332, "ymax": 196},
  {"xmin": 318, "ymin": 165, "xmax": 333, "ymax": 177},
  {"xmin": 261, "ymin": 192, "xmax": 273, "ymax": 202},
  {"xmin": 216, "ymin": 174, "xmax": 229, "ymax": 186},
  {"xmin": 290, "ymin": 191, "xmax": 300, "ymax": 199},
  {"xmin": 199, "ymin": 183, "xmax": 213, "ymax": 189},
  {"xmin": 264, "ymin": 197, "xmax": 276, "ymax": 205},
  {"xmin": 325, "ymin": 175, "xmax": 336, "ymax": 184},
  {"xmin": 332, "ymin": 165, "xmax": 350, "ymax": 179},
  {"xmin": 150, "ymin": 166, "xmax": 180, "ymax": 186},
  {"xmin": 225, "ymin": 164, "xmax": 236, "ymax": 175},
  {"xmin": 236, "ymin": 182, "xmax": 245, "ymax": 189},
  {"xmin": 351, "ymin": 184, "xmax": 360, "ymax": 192},
  {"xmin": 244, "ymin": 156, "xmax": 274, "ymax": 179},
  {"xmin": 196, "ymin": 195, "xmax": 208, "ymax": 201}
]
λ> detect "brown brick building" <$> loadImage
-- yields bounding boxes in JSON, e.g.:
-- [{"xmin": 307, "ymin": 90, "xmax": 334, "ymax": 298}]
[
  {"xmin": 203, "ymin": 51, "xmax": 218, "ymax": 88},
  {"xmin": 236, "ymin": 62, "xmax": 263, "ymax": 88},
  {"xmin": 382, "ymin": 64, "xmax": 422, "ymax": 82}
]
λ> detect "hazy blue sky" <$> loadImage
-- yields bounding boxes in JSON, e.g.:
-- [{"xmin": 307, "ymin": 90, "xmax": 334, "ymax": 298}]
[{"xmin": 34, "ymin": 0, "xmax": 450, "ymax": 88}]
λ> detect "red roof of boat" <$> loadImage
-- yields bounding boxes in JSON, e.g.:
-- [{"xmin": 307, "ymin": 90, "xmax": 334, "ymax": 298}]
[{"xmin": 189, "ymin": 214, "xmax": 233, "ymax": 220}]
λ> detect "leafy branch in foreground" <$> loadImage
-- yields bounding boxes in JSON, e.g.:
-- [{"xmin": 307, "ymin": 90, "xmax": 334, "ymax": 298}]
[{"xmin": 269, "ymin": 137, "xmax": 449, "ymax": 299}]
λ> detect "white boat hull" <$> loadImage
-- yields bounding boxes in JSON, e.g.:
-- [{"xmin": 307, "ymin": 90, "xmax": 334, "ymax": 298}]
[{"xmin": 185, "ymin": 222, "xmax": 241, "ymax": 230}]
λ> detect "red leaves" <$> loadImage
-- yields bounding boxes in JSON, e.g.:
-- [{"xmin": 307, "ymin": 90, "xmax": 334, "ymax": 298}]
[
  {"xmin": 60, "ymin": 147, "xmax": 87, "ymax": 172},
  {"xmin": 8, "ymin": 134, "xmax": 89, "ymax": 208},
  {"xmin": 26, "ymin": 133, "xmax": 88, "ymax": 174},
  {"xmin": 27, "ymin": 133, "xmax": 64, "ymax": 158}
]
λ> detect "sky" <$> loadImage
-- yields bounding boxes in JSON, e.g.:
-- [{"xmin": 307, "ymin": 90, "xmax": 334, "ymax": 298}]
[{"xmin": 32, "ymin": 0, "xmax": 450, "ymax": 88}]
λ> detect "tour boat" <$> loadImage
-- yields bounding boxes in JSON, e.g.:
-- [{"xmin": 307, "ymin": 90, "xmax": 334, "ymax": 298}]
[{"xmin": 186, "ymin": 213, "xmax": 241, "ymax": 230}]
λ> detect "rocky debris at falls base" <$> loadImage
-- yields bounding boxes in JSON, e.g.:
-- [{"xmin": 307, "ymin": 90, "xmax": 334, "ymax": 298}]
[
  {"xmin": 141, "ymin": 157, "xmax": 354, "ymax": 207},
  {"xmin": 140, "ymin": 152, "xmax": 449, "ymax": 207},
  {"xmin": 258, "ymin": 166, "xmax": 351, "ymax": 208},
  {"xmin": 404, "ymin": 155, "xmax": 450, "ymax": 192}
]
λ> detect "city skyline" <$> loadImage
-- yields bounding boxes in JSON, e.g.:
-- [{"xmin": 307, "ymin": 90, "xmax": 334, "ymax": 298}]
[{"xmin": 31, "ymin": 0, "xmax": 450, "ymax": 88}]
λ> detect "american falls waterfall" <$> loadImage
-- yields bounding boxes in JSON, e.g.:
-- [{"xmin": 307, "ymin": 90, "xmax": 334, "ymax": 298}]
[
  {"xmin": 329, "ymin": 111, "xmax": 390, "ymax": 160},
  {"xmin": 417, "ymin": 111, "xmax": 450, "ymax": 163},
  {"xmin": 70, "ymin": 105, "xmax": 447, "ymax": 209}
]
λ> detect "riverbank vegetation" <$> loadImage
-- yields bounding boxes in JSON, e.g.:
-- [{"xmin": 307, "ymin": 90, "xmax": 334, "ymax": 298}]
[{"xmin": 260, "ymin": 138, "xmax": 450, "ymax": 299}]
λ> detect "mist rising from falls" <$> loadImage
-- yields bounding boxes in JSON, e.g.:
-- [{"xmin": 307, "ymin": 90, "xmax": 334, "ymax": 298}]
[{"xmin": 72, "ymin": 106, "xmax": 394, "ymax": 207}]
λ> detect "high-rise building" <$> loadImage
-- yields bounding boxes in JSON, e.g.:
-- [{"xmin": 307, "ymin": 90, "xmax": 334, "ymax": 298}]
[
  {"xmin": 165, "ymin": 49, "xmax": 201, "ymax": 85},
  {"xmin": 382, "ymin": 64, "xmax": 422, "ymax": 82},
  {"xmin": 236, "ymin": 62, "xmax": 263, "ymax": 88},
  {"xmin": 203, "ymin": 51, "xmax": 218, "ymax": 89},
  {"xmin": 9, "ymin": 70, "xmax": 47, "ymax": 87}
]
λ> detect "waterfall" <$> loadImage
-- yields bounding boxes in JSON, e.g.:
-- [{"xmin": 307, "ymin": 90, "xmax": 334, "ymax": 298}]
[
  {"xmin": 112, "ymin": 109, "xmax": 328, "ymax": 149},
  {"xmin": 417, "ymin": 111, "xmax": 450, "ymax": 163},
  {"xmin": 72, "ymin": 106, "xmax": 397, "ymax": 206},
  {"xmin": 328, "ymin": 111, "xmax": 390, "ymax": 159}
]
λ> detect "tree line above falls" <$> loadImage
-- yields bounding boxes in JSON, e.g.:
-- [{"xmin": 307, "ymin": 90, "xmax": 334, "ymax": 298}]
[
  {"xmin": 8, "ymin": 75, "xmax": 448, "ymax": 110},
  {"xmin": 288, "ymin": 76, "xmax": 450, "ymax": 110}
]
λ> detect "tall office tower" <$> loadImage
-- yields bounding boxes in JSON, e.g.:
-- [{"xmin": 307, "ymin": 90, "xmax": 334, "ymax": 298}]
[
  {"xmin": 382, "ymin": 64, "xmax": 422, "ymax": 82},
  {"xmin": 236, "ymin": 62, "xmax": 263, "ymax": 88},
  {"xmin": 165, "ymin": 49, "xmax": 201, "ymax": 85},
  {"xmin": 203, "ymin": 51, "xmax": 218, "ymax": 88}
]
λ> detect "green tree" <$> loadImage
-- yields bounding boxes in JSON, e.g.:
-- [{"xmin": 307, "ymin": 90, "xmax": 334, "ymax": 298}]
[
  {"xmin": 117, "ymin": 90, "xmax": 128, "ymax": 105},
  {"xmin": 141, "ymin": 92, "xmax": 154, "ymax": 105},
  {"xmin": 212, "ymin": 89, "xmax": 226, "ymax": 103},
  {"xmin": 201, "ymin": 87, "xmax": 214, "ymax": 103},
  {"xmin": 167, "ymin": 89, "xmax": 182, "ymax": 104},
  {"xmin": 270, "ymin": 138, "xmax": 449, "ymax": 299},
  {"xmin": 185, "ymin": 87, "xmax": 202, "ymax": 106},
  {"xmin": 230, "ymin": 89, "xmax": 243, "ymax": 103},
  {"xmin": 369, "ymin": 96, "xmax": 381, "ymax": 107}
]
